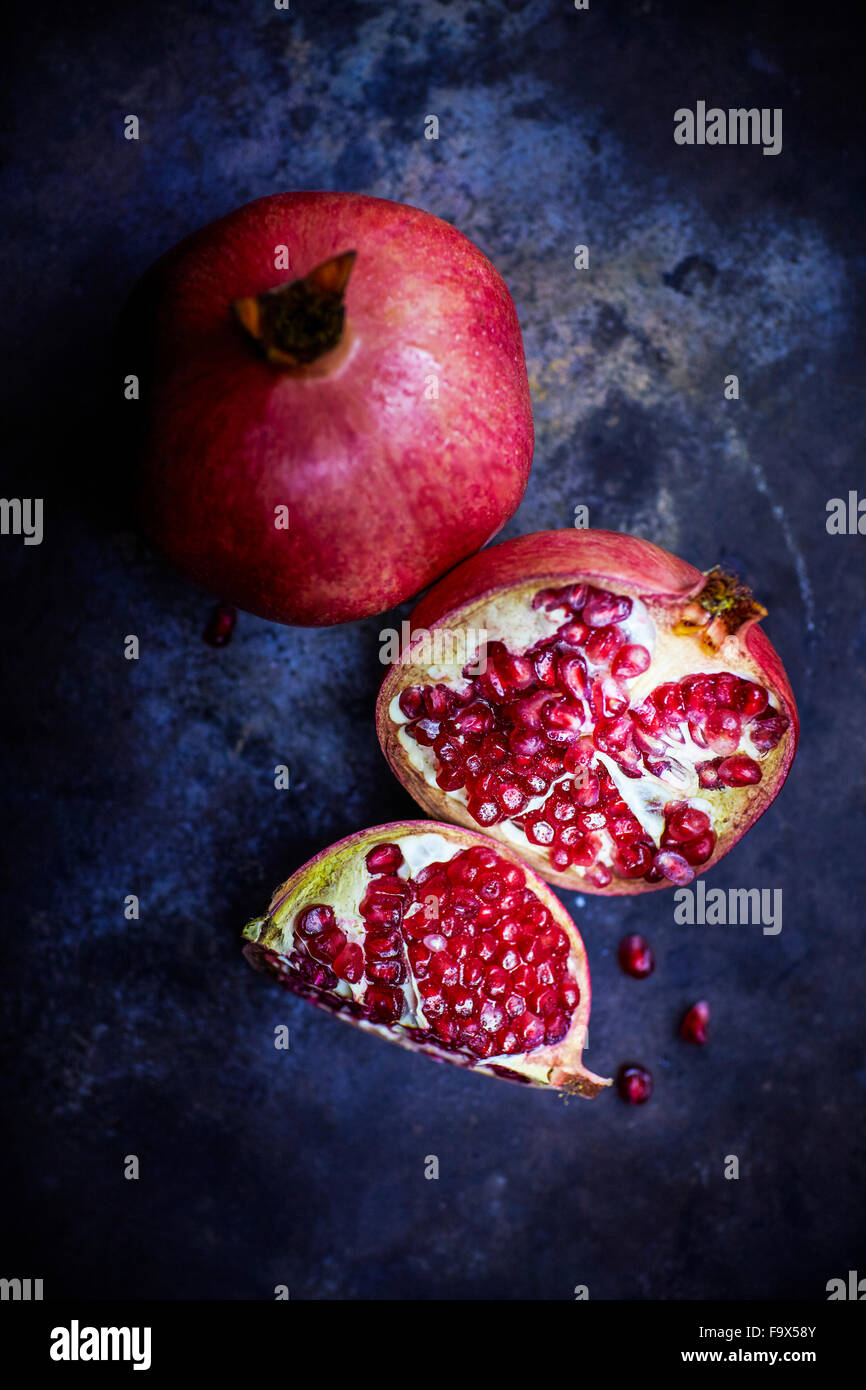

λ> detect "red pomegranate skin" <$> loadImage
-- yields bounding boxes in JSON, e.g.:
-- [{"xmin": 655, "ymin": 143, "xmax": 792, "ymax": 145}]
[{"xmin": 128, "ymin": 192, "xmax": 533, "ymax": 626}]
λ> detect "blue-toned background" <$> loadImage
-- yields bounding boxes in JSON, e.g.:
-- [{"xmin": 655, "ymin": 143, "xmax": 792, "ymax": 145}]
[{"xmin": 3, "ymin": 0, "xmax": 864, "ymax": 1299}]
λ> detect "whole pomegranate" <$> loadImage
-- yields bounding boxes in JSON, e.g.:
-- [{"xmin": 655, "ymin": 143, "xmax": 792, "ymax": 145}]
[
  {"xmin": 127, "ymin": 192, "xmax": 533, "ymax": 626},
  {"xmin": 242, "ymin": 821, "xmax": 610, "ymax": 1094},
  {"xmin": 376, "ymin": 530, "xmax": 798, "ymax": 894}
]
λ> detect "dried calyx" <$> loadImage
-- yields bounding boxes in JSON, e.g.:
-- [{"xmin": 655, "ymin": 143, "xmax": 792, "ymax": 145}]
[{"xmin": 233, "ymin": 251, "xmax": 356, "ymax": 369}]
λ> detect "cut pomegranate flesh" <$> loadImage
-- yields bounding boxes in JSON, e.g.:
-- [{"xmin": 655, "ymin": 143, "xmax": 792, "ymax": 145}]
[
  {"xmin": 393, "ymin": 582, "xmax": 791, "ymax": 890},
  {"xmin": 243, "ymin": 828, "xmax": 609, "ymax": 1092}
]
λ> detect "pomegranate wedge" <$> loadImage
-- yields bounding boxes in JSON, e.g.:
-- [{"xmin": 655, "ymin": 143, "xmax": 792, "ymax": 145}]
[
  {"xmin": 242, "ymin": 822, "xmax": 610, "ymax": 1093},
  {"xmin": 377, "ymin": 530, "xmax": 798, "ymax": 894}
]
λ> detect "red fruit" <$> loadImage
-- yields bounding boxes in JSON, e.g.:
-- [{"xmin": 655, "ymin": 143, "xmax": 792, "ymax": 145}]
[
  {"xmin": 129, "ymin": 193, "xmax": 533, "ymax": 627},
  {"xmin": 378, "ymin": 531, "xmax": 797, "ymax": 895},
  {"xmin": 242, "ymin": 823, "xmax": 610, "ymax": 1094},
  {"xmin": 617, "ymin": 934, "xmax": 655, "ymax": 979},
  {"xmin": 616, "ymin": 1064, "xmax": 653, "ymax": 1104},
  {"xmin": 681, "ymin": 1000, "xmax": 710, "ymax": 1045}
]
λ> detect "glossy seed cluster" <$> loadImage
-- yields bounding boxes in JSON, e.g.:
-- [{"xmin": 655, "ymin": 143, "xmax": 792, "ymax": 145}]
[
  {"xmin": 399, "ymin": 584, "xmax": 788, "ymax": 885},
  {"xmin": 291, "ymin": 841, "xmax": 580, "ymax": 1061}
]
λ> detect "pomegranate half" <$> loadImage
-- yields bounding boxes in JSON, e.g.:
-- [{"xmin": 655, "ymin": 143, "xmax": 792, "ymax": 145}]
[
  {"xmin": 376, "ymin": 531, "xmax": 798, "ymax": 894},
  {"xmin": 242, "ymin": 822, "xmax": 609, "ymax": 1093},
  {"xmin": 127, "ymin": 192, "xmax": 533, "ymax": 626}
]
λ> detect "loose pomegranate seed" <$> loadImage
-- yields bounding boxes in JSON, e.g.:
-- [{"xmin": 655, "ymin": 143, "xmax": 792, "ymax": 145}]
[
  {"xmin": 203, "ymin": 602, "xmax": 237, "ymax": 646},
  {"xmin": 717, "ymin": 754, "xmax": 762, "ymax": 787},
  {"xmin": 616, "ymin": 1064, "xmax": 653, "ymax": 1104},
  {"xmin": 735, "ymin": 680, "xmax": 768, "ymax": 718},
  {"xmin": 618, "ymin": 933, "xmax": 655, "ymax": 978},
  {"xmin": 365, "ymin": 842, "xmax": 404, "ymax": 874},
  {"xmin": 681, "ymin": 999, "xmax": 710, "ymax": 1044}
]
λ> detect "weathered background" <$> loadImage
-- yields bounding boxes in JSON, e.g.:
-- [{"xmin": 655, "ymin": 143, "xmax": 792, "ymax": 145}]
[{"xmin": 3, "ymin": 0, "xmax": 864, "ymax": 1299}]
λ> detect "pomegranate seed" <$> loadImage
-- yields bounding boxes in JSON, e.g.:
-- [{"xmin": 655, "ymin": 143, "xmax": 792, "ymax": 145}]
[
  {"xmin": 749, "ymin": 713, "xmax": 788, "ymax": 751},
  {"xmin": 408, "ymin": 717, "xmax": 440, "ymax": 745},
  {"xmin": 533, "ymin": 648, "xmax": 558, "ymax": 686},
  {"xmin": 526, "ymin": 816, "xmax": 555, "ymax": 847},
  {"xmin": 430, "ymin": 954, "xmax": 459, "ymax": 987},
  {"xmin": 681, "ymin": 999, "xmax": 710, "ymax": 1044},
  {"xmin": 705, "ymin": 707, "xmax": 742, "ymax": 753},
  {"xmin": 505, "ymin": 992, "xmax": 526, "ymax": 1019},
  {"xmin": 514, "ymin": 1011, "xmax": 545, "ymax": 1049},
  {"xmin": 557, "ymin": 653, "xmax": 589, "ymax": 700},
  {"xmin": 468, "ymin": 796, "xmax": 502, "ymax": 827},
  {"xmin": 666, "ymin": 805, "xmax": 711, "ymax": 841},
  {"xmin": 550, "ymin": 845, "xmax": 571, "ymax": 871},
  {"xmin": 498, "ymin": 945, "xmax": 521, "ymax": 972},
  {"xmin": 558, "ymin": 619, "xmax": 591, "ymax": 645},
  {"xmin": 618, "ymin": 933, "xmax": 655, "ymax": 978},
  {"xmin": 652, "ymin": 682, "xmax": 685, "ymax": 722},
  {"xmin": 475, "ymin": 932, "xmax": 498, "ymax": 962},
  {"xmin": 408, "ymin": 941, "xmax": 431, "ymax": 978},
  {"xmin": 366, "ymin": 958, "xmax": 407, "ymax": 986},
  {"xmin": 398, "ymin": 685, "xmax": 425, "ymax": 719},
  {"xmin": 444, "ymin": 984, "xmax": 475, "ymax": 1017},
  {"xmin": 616, "ymin": 1064, "xmax": 653, "ymax": 1104},
  {"xmin": 461, "ymin": 959, "xmax": 485, "ymax": 989},
  {"xmin": 585, "ymin": 625, "xmax": 623, "ymax": 666},
  {"xmin": 611, "ymin": 643, "xmax": 651, "ymax": 678},
  {"xmin": 717, "ymin": 754, "xmax": 762, "ymax": 787},
  {"xmin": 680, "ymin": 829, "xmax": 716, "ymax": 865},
  {"xmin": 544, "ymin": 1013, "xmax": 569, "ymax": 1045},
  {"xmin": 735, "ymin": 680, "xmax": 768, "ymax": 718},
  {"xmin": 652, "ymin": 850, "xmax": 695, "ymax": 885},
  {"xmin": 585, "ymin": 863, "xmax": 612, "ymax": 887},
  {"xmin": 308, "ymin": 926, "xmax": 348, "ymax": 963},
  {"xmin": 203, "ymin": 602, "xmax": 237, "ymax": 646},
  {"xmin": 496, "ymin": 782, "xmax": 527, "ymax": 815},
  {"xmin": 333, "ymin": 942, "xmax": 364, "ymax": 982},
  {"xmin": 365, "ymin": 930, "xmax": 403, "ymax": 960},
  {"xmin": 479, "ymin": 1000, "xmax": 506, "ymax": 1033},
  {"xmin": 485, "ymin": 964, "xmax": 509, "ymax": 998},
  {"xmin": 559, "ymin": 978, "xmax": 581, "ymax": 1009},
  {"xmin": 714, "ymin": 673, "xmax": 738, "ymax": 707},
  {"xmin": 615, "ymin": 842, "xmax": 653, "ymax": 878},
  {"xmin": 295, "ymin": 904, "xmax": 336, "ymax": 937},
  {"xmin": 582, "ymin": 589, "xmax": 632, "ymax": 627},
  {"xmin": 427, "ymin": 686, "xmax": 454, "ymax": 718},
  {"xmin": 365, "ymin": 842, "xmax": 404, "ymax": 874},
  {"xmin": 696, "ymin": 759, "xmax": 723, "ymax": 789},
  {"xmin": 365, "ymin": 984, "xmax": 404, "ymax": 1022},
  {"xmin": 495, "ymin": 1028, "xmax": 522, "ymax": 1054}
]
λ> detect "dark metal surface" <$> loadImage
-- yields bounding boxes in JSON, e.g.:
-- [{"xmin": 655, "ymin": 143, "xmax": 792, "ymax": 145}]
[{"xmin": 3, "ymin": 0, "xmax": 864, "ymax": 1299}]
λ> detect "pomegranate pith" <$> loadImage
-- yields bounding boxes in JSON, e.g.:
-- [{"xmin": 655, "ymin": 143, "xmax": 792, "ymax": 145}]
[
  {"xmin": 242, "ymin": 822, "xmax": 610, "ymax": 1093},
  {"xmin": 377, "ymin": 530, "xmax": 799, "ymax": 895}
]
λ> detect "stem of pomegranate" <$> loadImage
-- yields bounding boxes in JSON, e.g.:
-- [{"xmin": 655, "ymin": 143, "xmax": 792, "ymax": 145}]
[{"xmin": 233, "ymin": 250, "xmax": 356, "ymax": 368}]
